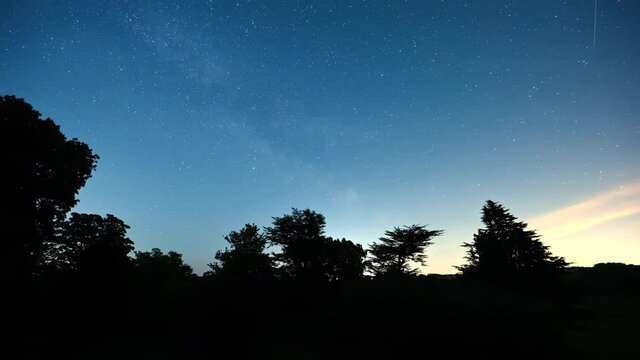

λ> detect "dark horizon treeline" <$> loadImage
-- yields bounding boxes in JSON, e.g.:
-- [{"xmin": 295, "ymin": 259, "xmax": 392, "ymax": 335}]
[
  {"xmin": 3, "ymin": 94, "xmax": 639, "ymax": 359},
  {"xmin": 2, "ymin": 94, "xmax": 569, "ymax": 284}
]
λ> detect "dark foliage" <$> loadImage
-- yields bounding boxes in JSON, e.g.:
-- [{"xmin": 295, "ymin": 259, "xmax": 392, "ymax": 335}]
[
  {"xmin": 568, "ymin": 263, "xmax": 640, "ymax": 295},
  {"xmin": 459, "ymin": 200, "xmax": 568, "ymax": 280},
  {"xmin": 320, "ymin": 237, "xmax": 367, "ymax": 281},
  {"xmin": 368, "ymin": 224, "xmax": 443, "ymax": 276},
  {"xmin": 265, "ymin": 208, "xmax": 366, "ymax": 282},
  {"xmin": 208, "ymin": 223, "xmax": 274, "ymax": 280},
  {"xmin": 134, "ymin": 248, "xmax": 194, "ymax": 283},
  {"xmin": 44, "ymin": 212, "xmax": 135, "ymax": 278},
  {"xmin": 1, "ymin": 95, "xmax": 98, "ymax": 279}
]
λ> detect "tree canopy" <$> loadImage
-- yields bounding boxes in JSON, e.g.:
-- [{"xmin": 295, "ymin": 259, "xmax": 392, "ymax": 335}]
[
  {"xmin": 368, "ymin": 224, "xmax": 443, "ymax": 276},
  {"xmin": 458, "ymin": 200, "xmax": 567, "ymax": 279},
  {"xmin": 1, "ymin": 95, "xmax": 98, "ymax": 278},
  {"xmin": 47, "ymin": 213, "xmax": 135, "ymax": 278},
  {"xmin": 208, "ymin": 223, "xmax": 273, "ymax": 280},
  {"xmin": 320, "ymin": 237, "xmax": 367, "ymax": 281},
  {"xmin": 134, "ymin": 248, "xmax": 194, "ymax": 282},
  {"xmin": 265, "ymin": 208, "xmax": 366, "ymax": 282}
]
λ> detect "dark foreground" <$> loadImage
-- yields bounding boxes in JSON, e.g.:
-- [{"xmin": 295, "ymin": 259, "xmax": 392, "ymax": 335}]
[{"xmin": 5, "ymin": 264, "xmax": 639, "ymax": 360}]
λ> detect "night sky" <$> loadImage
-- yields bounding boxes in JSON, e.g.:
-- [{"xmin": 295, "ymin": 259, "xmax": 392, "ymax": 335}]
[{"xmin": 2, "ymin": 0, "xmax": 639, "ymax": 274}]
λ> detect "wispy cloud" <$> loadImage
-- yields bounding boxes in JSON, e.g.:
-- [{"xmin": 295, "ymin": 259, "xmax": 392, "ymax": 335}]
[{"xmin": 530, "ymin": 181, "xmax": 640, "ymax": 239}]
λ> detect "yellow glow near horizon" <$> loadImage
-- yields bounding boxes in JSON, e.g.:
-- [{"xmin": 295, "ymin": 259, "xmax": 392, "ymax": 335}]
[
  {"xmin": 530, "ymin": 181, "xmax": 640, "ymax": 266},
  {"xmin": 420, "ymin": 181, "xmax": 640, "ymax": 275}
]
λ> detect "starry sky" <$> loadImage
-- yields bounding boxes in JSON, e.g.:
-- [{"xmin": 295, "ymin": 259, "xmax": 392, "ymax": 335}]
[{"xmin": 2, "ymin": 0, "xmax": 639, "ymax": 274}]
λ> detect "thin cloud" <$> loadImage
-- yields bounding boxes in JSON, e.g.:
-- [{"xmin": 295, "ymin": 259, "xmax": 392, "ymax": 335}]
[{"xmin": 530, "ymin": 181, "xmax": 640, "ymax": 239}]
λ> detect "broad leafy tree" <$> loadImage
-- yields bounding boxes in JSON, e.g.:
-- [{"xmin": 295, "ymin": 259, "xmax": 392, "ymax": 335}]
[
  {"xmin": 368, "ymin": 224, "xmax": 443, "ymax": 276},
  {"xmin": 1, "ymin": 95, "xmax": 98, "ymax": 278},
  {"xmin": 134, "ymin": 248, "xmax": 194, "ymax": 282},
  {"xmin": 458, "ymin": 200, "xmax": 567, "ymax": 278},
  {"xmin": 47, "ymin": 213, "xmax": 134, "ymax": 278},
  {"xmin": 266, "ymin": 208, "xmax": 366, "ymax": 281},
  {"xmin": 321, "ymin": 237, "xmax": 367, "ymax": 281},
  {"xmin": 209, "ymin": 223, "xmax": 274, "ymax": 280}
]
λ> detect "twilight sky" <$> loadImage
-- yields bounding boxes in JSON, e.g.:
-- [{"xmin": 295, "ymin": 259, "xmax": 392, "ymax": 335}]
[{"xmin": 2, "ymin": 0, "xmax": 639, "ymax": 274}]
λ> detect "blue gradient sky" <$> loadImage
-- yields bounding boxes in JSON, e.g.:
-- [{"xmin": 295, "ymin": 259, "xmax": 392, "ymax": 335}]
[{"xmin": 2, "ymin": 0, "xmax": 639, "ymax": 273}]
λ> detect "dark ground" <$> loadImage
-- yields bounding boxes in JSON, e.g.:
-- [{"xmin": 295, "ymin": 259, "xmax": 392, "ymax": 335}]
[{"xmin": 5, "ymin": 264, "xmax": 639, "ymax": 360}]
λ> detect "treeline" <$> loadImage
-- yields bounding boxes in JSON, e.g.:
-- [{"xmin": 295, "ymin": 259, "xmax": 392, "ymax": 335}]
[
  {"xmin": 1, "ymin": 95, "xmax": 567, "ymax": 284},
  {"xmin": 4, "ymin": 95, "xmax": 639, "ymax": 359}
]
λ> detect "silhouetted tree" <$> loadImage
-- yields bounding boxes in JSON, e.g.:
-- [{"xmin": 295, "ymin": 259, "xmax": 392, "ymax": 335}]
[
  {"xmin": 265, "ymin": 208, "xmax": 366, "ymax": 281},
  {"xmin": 47, "ymin": 213, "xmax": 134, "ymax": 278},
  {"xmin": 322, "ymin": 237, "xmax": 367, "ymax": 281},
  {"xmin": 134, "ymin": 248, "xmax": 194, "ymax": 283},
  {"xmin": 458, "ymin": 200, "xmax": 567, "ymax": 279},
  {"xmin": 368, "ymin": 224, "xmax": 443, "ymax": 276},
  {"xmin": 1, "ymin": 95, "xmax": 98, "ymax": 279},
  {"xmin": 208, "ymin": 223, "xmax": 274, "ymax": 280}
]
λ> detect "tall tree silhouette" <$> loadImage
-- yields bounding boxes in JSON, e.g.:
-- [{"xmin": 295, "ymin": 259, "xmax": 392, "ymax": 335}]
[
  {"xmin": 1, "ymin": 95, "xmax": 98, "ymax": 279},
  {"xmin": 266, "ymin": 208, "xmax": 366, "ymax": 281},
  {"xmin": 48, "ymin": 213, "xmax": 134, "ymax": 278},
  {"xmin": 458, "ymin": 200, "xmax": 567, "ymax": 278},
  {"xmin": 368, "ymin": 225, "xmax": 443, "ymax": 276},
  {"xmin": 208, "ymin": 223, "xmax": 274, "ymax": 280}
]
